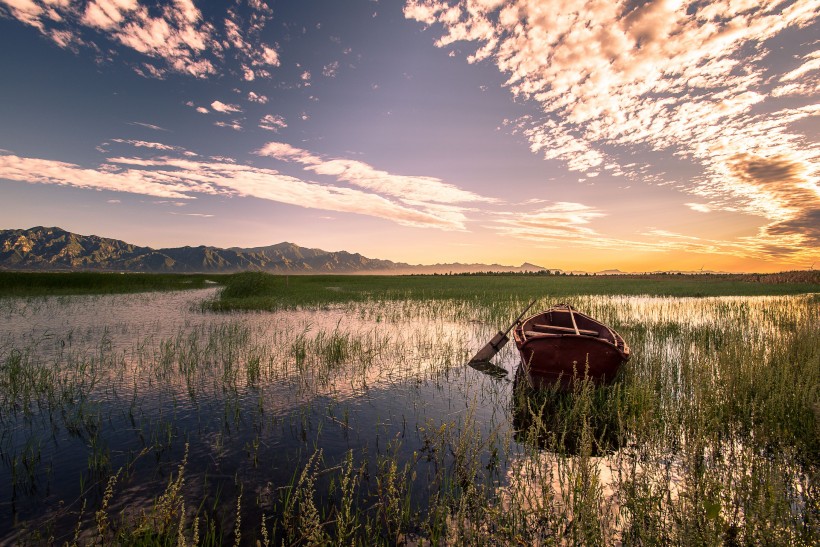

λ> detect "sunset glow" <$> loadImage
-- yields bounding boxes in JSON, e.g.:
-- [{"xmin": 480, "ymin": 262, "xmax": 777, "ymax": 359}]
[{"xmin": 1, "ymin": 0, "xmax": 817, "ymax": 272}]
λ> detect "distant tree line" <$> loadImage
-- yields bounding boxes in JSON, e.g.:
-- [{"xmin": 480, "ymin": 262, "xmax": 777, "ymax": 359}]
[{"xmin": 415, "ymin": 270, "xmax": 568, "ymax": 277}]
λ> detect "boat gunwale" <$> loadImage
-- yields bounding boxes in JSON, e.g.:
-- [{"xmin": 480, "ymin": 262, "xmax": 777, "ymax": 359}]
[{"xmin": 514, "ymin": 306, "xmax": 630, "ymax": 360}]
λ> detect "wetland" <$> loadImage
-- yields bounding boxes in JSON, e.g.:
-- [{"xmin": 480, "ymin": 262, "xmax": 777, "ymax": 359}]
[{"xmin": 0, "ymin": 273, "xmax": 817, "ymax": 545}]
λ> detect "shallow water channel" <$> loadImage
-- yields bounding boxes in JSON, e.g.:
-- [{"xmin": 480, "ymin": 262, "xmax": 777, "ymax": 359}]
[
  {"xmin": 0, "ymin": 290, "xmax": 816, "ymax": 544},
  {"xmin": 0, "ymin": 290, "xmax": 518, "ymax": 542}
]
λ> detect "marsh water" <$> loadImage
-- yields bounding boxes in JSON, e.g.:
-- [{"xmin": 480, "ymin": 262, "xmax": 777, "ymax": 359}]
[{"xmin": 0, "ymin": 289, "xmax": 816, "ymax": 544}]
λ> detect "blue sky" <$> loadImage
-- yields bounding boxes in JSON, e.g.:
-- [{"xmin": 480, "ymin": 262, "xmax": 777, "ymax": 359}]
[{"xmin": 0, "ymin": 0, "xmax": 817, "ymax": 272}]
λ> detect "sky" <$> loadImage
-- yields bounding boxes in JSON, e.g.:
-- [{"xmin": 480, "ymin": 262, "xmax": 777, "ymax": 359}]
[{"xmin": 0, "ymin": 0, "xmax": 817, "ymax": 273}]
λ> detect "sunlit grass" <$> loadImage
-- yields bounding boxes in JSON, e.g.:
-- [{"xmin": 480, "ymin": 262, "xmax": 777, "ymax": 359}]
[{"xmin": 207, "ymin": 271, "xmax": 820, "ymax": 312}]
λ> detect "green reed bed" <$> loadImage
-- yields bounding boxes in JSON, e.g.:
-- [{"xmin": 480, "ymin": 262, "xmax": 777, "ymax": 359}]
[
  {"xmin": 206, "ymin": 271, "xmax": 820, "ymax": 312},
  {"xmin": 0, "ymin": 272, "xmax": 224, "ymax": 297},
  {"xmin": 0, "ymin": 292, "xmax": 817, "ymax": 545}
]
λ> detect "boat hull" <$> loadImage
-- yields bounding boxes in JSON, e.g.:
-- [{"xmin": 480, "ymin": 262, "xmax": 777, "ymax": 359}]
[{"xmin": 513, "ymin": 305, "xmax": 629, "ymax": 389}]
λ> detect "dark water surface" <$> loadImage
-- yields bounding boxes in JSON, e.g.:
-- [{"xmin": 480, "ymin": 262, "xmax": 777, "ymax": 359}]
[
  {"xmin": 0, "ymin": 290, "xmax": 521, "ymax": 543},
  {"xmin": 1, "ymin": 291, "xmax": 815, "ymax": 544}
]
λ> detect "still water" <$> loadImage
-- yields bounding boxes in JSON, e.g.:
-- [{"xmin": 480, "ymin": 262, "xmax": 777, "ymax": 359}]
[
  {"xmin": 0, "ymin": 289, "xmax": 517, "ymax": 542},
  {"xmin": 0, "ymin": 290, "xmax": 815, "ymax": 543}
]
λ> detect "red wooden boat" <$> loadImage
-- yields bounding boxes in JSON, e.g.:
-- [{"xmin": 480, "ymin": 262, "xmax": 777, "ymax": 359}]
[{"xmin": 513, "ymin": 304, "xmax": 630, "ymax": 388}]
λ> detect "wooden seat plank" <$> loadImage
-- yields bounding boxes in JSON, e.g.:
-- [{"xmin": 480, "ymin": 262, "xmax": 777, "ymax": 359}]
[{"xmin": 531, "ymin": 324, "xmax": 599, "ymax": 337}]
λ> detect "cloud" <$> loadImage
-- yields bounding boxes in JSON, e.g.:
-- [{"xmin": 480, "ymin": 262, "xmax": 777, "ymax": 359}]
[
  {"xmin": 223, "ymin": 4, "xmax": 280, "ymax": 74},
  {"xmin": 0, "ymin": 0, "xmax": 281, "ymax": 79},
  {"xmin": 493, "ymin": 202, "xmax": 604, "ymax": 241},
  {"xmin": 128, "ymin": 121, "xmax": 168, "ymax": 131},
  {"xmin": 169, "ymin": 212, "xmax": 214, "ymax": 218},
  {"xmin": 183, "ymin": 100, "xmax": 210, "ymax": 114},
  {"xmin": 685, "ymin": 203, "xmax": 712, "ymax": 213},
  {"xmin": 214, "ymin": 120, "xmax": 243, "ymax": 131},
  {"xmin": 256, "ymin": 142, "xmax": 320, "ymax": 162},
  {"xmin": 322, "ymin": 61, "xmax": 339, "ymax": 78},
  {"xmin": 110, "ymin": 138, "xmax": 181, "ymax": 151},
  {"xmin": 260, "ymin": 45, "xmax": 280, "ymax": 66},
  {"xmin": 256, "ymin": 141, "xmax": 498, "ymax": 204},
  {"xmin": 780, "ymin": 50, "xmax": 820, "ymax": 82},
  {"xmin": 0, "ymin": 151, "xmax": 470, "ymax": 230},
  {"xmin": 0, "ymin": 153, "xmax": 194, "ymax": 198},
  {"xmin": 210, "ymin": 100, "xmax": 242, "ymax": 113},
  {"xmin": 0, "ymin": 0, "xmax": 47, "ymax": 30},
  {"xmin": 84, "ymin": 0, "xmax": 216, "ymax": 77},
  {"xmin": 247, "ymin": 91, "xmax": 268, "ymax": 104},
  {"xmin": 81, "ymin": 0, "xmax": 136, "ymax": 31},
  {"xmin": 404, "ymin": 0, "xmax": 819, "ymax": 237},
  {"xmin": 488, "ymin": 195, "xmax": 819, "ymax": 265},
  {"xmin": 489, "ymin": 201, "xmax": 751, "ymax": 258},
  {"xmin": 135, "ymin": 62, "xmax": 166, "ymax": 79},
  {"xmin": 259, "ymin": 114, "xmax": 287, "ymax": 132},
  {"xmin": 723, "ymin": 153, "xmax": 820, "ymax": 252}
]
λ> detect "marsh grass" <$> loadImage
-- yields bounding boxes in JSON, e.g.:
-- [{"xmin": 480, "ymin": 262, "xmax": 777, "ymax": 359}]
[
  {"xmin": 207, "ymin": 271, "xmax": 820, "ymax": 312},
  {"xmin": 0, "ymin": 272, "xmax": 222, "ymax": 297},
  {"xmin": 0, "ymin": 290, "xmax": 817, "ymax": 544}
]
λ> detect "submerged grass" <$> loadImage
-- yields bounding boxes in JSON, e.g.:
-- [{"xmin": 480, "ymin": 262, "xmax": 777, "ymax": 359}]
[{"xmin": 0, "ymin": 290, "xmax": 818, "ymax": 544}]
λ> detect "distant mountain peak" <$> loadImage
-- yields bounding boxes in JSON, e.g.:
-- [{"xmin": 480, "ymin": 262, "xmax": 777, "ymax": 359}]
[{"xmin": 0, "ymin": 227, "xmax": 548, "ymax": 275}]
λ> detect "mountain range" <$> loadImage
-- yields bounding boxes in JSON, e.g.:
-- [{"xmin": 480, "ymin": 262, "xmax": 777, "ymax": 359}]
[{"xmin": 0, "ymin": 227, "xmax": 551, "ymax": 275}]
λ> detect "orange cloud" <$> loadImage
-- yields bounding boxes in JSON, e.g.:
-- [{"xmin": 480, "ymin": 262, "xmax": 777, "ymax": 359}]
[{"xmin": 405, "ymin": 0, "xmax": 819, "ymax": 264}]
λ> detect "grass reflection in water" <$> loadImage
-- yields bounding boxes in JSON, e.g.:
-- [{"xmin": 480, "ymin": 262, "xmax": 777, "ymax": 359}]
[{"xmin": 0, "ymin": 290, "xmax": 816, "ymax": 545}]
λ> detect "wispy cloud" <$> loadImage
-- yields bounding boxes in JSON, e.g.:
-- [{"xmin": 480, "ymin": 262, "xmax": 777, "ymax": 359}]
[
  {"xmin": 128, "ymin": 121, "xmax": 167, "ymax": 131},
  {"xmin": 0, "ymin": 0, "xmax": 281, "ymax": 79},
  {"xmin": 85, "ymin": 0, "xmax": 216, "ymax": 77},
  {"xmin": 493, "ymin": 202, "xmax": 605, "ymax": 243},
  {"xmin": 489, "ymin": 198, "xmax": 818, "ymax": 265},
  {"xmin": 169, "ymin": 212, "xmax": 214, "ymax": 218},
  {"xmin": 405, "ymin": 0, "xmax": 820, "ymax": 248},
  {"xmin": 110, "ymin": 138, "xmax": 181, "ymax": 151},
  {"xmin": 222, "ymin": 2, "xmax": 279, "ymax": 80},
  {"xmin": 0, "ymin": 0, "xmax": 49, "ymax": 30},
  {"xmin": 184, "ymin": 100, "xmax": 209, "ymax": 114},
  {"xmin": 0, "ymin": 153, "xmax": 194, "ymax": 198},
  {"xmin": 721, "ymin": 153, "xmax": 820, "ymax": 255},
  {"xmin": 247, "ymin": 91, "xmax": 268, "ymax": 104},
  {"xmin": 259, "ymin": 114, "xmax": 287, "ymax": 132},
  {"xmin": 0, "ymin": 150, "xmax": 470, "ymax": 230},
  {"xmin": 210, "ymin": 100, "xmax": 242, "ymax": 114},
  {"xmin": 214, "ymin": 120, "xmax": 243, "ymax": 131},
  {"xmin": 322, "ymin": 61, "xmax": 339, "ymax": 78},
  {"xmin": 685, "ymin": 203, "xmax": 712, "ymax": 213},
  {"xmin": 256, "ymin": 141, "xmax": 498, "ymax": 205},
  {"xmin": 490, "ymin": 202, "xmax": 735, "ymax": 257}
]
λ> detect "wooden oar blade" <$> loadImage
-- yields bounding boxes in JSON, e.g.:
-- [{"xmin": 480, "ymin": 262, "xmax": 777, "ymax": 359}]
[
  {"xmin": 468, "ymin": 359, "xmax": 508, "ymax": 379},
  {"xmin": 467, "ymin": 331, "xmax": 508, "ymax": 365}
]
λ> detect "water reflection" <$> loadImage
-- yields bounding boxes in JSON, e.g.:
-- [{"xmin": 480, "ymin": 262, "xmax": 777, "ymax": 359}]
[
  {"xmin": 510, "ymin": 367, "xmax": 622, "ymax": 456},
  {"xmin": 0, "ymin": 290, "xmax": 499, "ymax": 542},
  {"xmin": 0, "ymin": 291, "xmax": 814, "ymax": 543}
]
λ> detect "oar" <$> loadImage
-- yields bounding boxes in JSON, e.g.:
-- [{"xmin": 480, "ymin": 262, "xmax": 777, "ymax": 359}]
[{"xmin": 467, "ymin": 300, "xmax": 536, "ymax": 367}]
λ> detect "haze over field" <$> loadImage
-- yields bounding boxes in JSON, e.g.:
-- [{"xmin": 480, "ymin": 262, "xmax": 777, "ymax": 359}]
[{"xmin": 0, "ymin": 0, "xmax": 818, "ymax": 273}]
